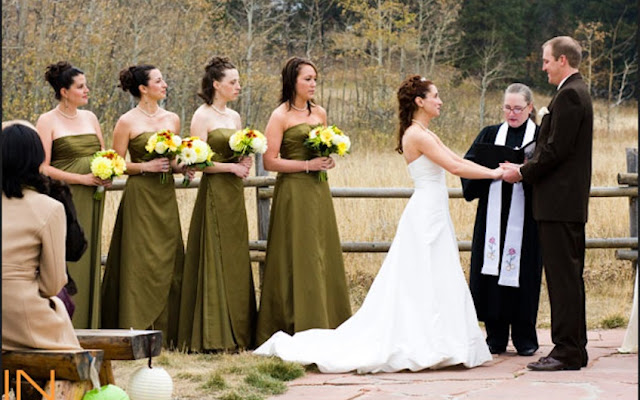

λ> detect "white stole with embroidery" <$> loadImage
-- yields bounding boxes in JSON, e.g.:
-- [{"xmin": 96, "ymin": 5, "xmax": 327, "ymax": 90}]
[{"xmin": 482, "ymin": 119, "xmax": 535, "ymax": 287}]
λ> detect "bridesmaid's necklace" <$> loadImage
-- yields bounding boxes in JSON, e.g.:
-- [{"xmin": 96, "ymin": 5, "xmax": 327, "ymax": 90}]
[
  {"xmin": 136, "ymin": 104, "xmax": 160, "ymax": 118},
  {"xmin": 290, "ymin": 102, "xmax": 308, "ymax": 112},
  {"xmin": 411, "ymin": 119, "xmax": 428, "ymax": 131},
  {"xmin": 56, "ymin": 105, "xmax": 78, "ymax": 119},
  {"xmin": 210, "ymin": 103, "xmax": 229, "ymax": 115}
]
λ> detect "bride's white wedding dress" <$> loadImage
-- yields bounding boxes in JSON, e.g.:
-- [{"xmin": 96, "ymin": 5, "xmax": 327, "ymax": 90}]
[{"xmin": 254, "ymin": 154, "xmax": 492, "ymax": 373}]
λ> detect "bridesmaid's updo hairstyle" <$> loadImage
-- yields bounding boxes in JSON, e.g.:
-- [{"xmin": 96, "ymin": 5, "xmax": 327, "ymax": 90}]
[
  {"xmin": 45, "ymin": 61, "xmax": 84, "ymax": 100},
  {"xmin": 280, "ymin": 56, "xmax": 317, "ymax": 115},
  {"xmin": 199, "ymin": 56, "xmax": 236, "ymax": 105},
  {"xmin": 119, "ymin": 64, "xmax": 156, "ymax": 98},
  {"xmin": 1, "ymin": 121, "xmax": 47, "ymax": 198},
  {"xmin": 396, "ymin": 75, "xmax": 433, "ymax": 154}
]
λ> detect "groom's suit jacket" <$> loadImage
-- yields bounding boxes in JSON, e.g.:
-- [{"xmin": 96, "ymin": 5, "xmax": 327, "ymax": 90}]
[{"xmin": 520, "ymin": 73, "xmax": 593, "ymax": 223}]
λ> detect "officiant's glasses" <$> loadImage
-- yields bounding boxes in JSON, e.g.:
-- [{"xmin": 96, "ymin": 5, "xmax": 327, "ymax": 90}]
[{"xmin": 503, "ymin": 105, "xmax": 528, "ymax": 114}]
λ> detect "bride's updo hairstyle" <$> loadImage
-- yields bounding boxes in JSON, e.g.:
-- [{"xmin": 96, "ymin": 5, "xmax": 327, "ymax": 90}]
[
  {"xmin": 119, "ymin": 64, "xmax": 156, "ymax": 98},
  {"xmin": 45, "ymin": 61, "xmax": 84, "ymax": 100},
  {"xmin": 396, "ymin": 75, "xmax": 433, "ymax": 154},
  {"xmin": 280, "ymin": 56, "xmax": 317, "ymax": 115},
  {"xmin": 199, "ymin": 56, "xmax": 236, "ymax": 105}
]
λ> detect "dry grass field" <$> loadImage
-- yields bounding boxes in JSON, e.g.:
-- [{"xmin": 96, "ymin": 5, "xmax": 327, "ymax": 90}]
[{"xmin": 105, "ymin": 98, "xmax": 637, "ymax": 399}]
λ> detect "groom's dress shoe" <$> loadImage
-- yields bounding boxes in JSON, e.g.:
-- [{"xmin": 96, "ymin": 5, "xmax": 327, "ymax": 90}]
[
  {"xmin": 488, "ymin": 345, "xmax": 505, "ymax": 355},
  {"xmin": 527, "ymin": 356, "xmax": 581, "ymax": 371}
]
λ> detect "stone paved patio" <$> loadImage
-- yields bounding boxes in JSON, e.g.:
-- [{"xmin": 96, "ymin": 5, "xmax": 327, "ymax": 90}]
[{"xmin": 269, "ymin": 329, "xmax": 638, "ymax": 400}]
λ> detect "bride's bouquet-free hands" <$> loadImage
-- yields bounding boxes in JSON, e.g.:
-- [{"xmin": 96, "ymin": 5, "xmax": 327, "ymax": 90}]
[
  {"xmin": 144, "ymin": 129, "xmax": 182, "ymax": 184},
  {"xmin": 229, "ymin": 127, "xmax": 268, "ymax": 157},
  {"xmin": 90, "ymin": 149, "xmax": 126, "ymax": 200},
  {"xmin": 176, "ymin": 136, "xmax": 215, "ymax": 186},
  {"xmin": 304, "ymin": 125, "xmax": 351, "ymax": 182}
]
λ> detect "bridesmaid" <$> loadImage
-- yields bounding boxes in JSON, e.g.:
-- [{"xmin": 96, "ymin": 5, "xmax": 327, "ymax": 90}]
[
  {"xmin": 177, "ymin": 56, "xmax": 257, "ymax": 352},
  {"xmin": 101, "ymin": 64, "xmax": 186, "ymax": 347},
  {"xmin": 255, "ymin": 57, "xmax": 351, "ymax": 346},
  {"xmin": 36, "ymin": 61, "xmax": 109, "ymax": 329}
]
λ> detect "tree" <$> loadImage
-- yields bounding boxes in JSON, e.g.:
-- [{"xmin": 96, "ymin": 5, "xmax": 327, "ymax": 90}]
[
  {"xmin": 574, "ymin": 21, "xmax": 607, "ymax": 94},
  {"xmin": 472, "ymin": 31, "xmax": 510, "ymax": 128},
  {"xmin": 410, "ymin": 0, "xmax": 462, "ymax": 77},
  {"xmin": 223, "ymin": 0, "xmax": 289, "ymax": 125}
]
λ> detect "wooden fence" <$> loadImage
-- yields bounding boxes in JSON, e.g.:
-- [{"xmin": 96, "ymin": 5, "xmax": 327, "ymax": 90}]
[{"xmin": 106, "ymin": 148, "xmax": 639, "ymax": 265}]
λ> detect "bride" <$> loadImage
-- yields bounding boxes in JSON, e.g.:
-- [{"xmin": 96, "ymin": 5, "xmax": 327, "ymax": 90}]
[{"xmin": 254, "ymin": 75, "xmax": 503, "ymax": 373}]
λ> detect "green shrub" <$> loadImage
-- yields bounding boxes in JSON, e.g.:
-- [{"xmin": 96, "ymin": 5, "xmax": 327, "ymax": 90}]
[{"xmin": 601, "ymin": 314, "xmax": 627, "ymax": 329}]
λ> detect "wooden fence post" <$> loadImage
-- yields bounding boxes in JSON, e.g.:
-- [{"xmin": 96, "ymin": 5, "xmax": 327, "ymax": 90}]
[
  {"xmin": 254, "ymin": 153, "xmax": 270, "ymax": 290},
  {"xmin": 627, "ymin": 148, "xmax": 638, "ymax": 269},
  {"xmin": 626, "ymin": 148, "xmax": 638, "ymax": 240}
]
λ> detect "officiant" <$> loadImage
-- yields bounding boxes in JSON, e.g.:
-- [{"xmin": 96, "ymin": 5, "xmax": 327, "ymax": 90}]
[{"xmin": 461, "ymin": 83, "xmax": 542, "ymax": 357}]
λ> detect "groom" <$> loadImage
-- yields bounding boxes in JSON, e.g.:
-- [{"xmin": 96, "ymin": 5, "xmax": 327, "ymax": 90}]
[{"xmin": 502, "ymin": 36, "xmax": 593, "ymax": 371}]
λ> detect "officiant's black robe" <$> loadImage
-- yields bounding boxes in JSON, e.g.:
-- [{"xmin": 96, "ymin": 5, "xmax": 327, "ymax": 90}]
[{"xmin": 461, "ymin": 122, "xmax": 542, "ymax": 325}]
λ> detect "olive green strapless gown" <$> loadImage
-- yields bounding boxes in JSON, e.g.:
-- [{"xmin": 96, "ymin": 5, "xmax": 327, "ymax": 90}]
[
  {"xmin": 101, "ymin": 132, "xmax": 184, "ymax": 347},
  {"xmin": 255, "ymin": 123, "xmax": 351, "ymax": 346},
  {"xmin": 177, "ymin": 128, "xmax": 257, "ymax": 351},
  {"xmin": 51, "ymin": 134, "xmax": 104, "ymax": 329}
]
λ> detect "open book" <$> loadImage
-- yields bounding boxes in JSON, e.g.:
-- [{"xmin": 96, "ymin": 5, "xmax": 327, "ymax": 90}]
[{"xmin": 471, "ymin": 140, "xmax": 536, "ymax": 168}]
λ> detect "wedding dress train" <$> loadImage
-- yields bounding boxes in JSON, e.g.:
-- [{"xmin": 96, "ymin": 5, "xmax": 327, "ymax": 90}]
[{"xmin": 254, "ymin": 154, "xmax": 492, "ymax": 373}]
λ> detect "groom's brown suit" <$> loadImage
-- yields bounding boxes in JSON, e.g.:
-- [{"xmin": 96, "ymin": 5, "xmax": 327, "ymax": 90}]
[{"xmin": 520, "ymin": 73, "xmax": 593, "ymax": 368}]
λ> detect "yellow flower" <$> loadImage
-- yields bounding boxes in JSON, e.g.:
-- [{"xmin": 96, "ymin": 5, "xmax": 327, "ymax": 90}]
[
  {"xmin": 319, "ymin": 128, "xmax": 334, "ymax": 145},
  {"xmin": 113, "ymin": 157, "xmax": 127, "ymax": 175},
  {"xmin": 145, "ymin": 134, "xmax": 158, "ymax": 153},
  {"xmin": 337, "ymin": 142, "xmax": 348, "ymax": 156},
  {"xmin": 91, "ymin": 157, "xmax": 114, "ymax": 179}
]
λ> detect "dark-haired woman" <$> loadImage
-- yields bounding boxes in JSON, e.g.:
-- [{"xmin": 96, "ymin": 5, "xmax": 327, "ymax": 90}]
[
  {"xmin": 177, "ymin": 57, "xmax": 257, "ymax": 352},
  {"xmin": 2, "ymin": 120, "xmax": 81, "ymax": 350},
  {"xmin": 255, "ymin": 76, "xmax": 498, "ymax": 372},
  {"xmin": 36, "ymin": 61, "xmax": 109, "ymax": 329},
  {"xmin": 101, "ymin": 65, "xmax": 186, "ymax": 346},
  {"xmin": 255, "ymin": 57, "xmax": 351, "ymax": 346}
]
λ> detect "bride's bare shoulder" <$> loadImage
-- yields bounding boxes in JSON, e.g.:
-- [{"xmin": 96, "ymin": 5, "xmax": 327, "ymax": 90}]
[{"xmin": 405, "ymin": 126, "xmax": 437, "ymax": 146}]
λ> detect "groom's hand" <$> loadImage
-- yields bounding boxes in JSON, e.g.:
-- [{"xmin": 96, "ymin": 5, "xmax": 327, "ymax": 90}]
[{"xmin": 500, "ymin": 162, "xmax": 523, "ymax": 184}]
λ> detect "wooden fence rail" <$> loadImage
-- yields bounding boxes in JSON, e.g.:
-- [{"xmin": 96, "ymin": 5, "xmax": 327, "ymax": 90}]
[{"xmin": 103, "ymin": 149, "xmax": 638, "ymax": 265}]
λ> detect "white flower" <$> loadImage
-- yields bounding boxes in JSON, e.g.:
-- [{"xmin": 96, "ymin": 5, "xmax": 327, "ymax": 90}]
[
  {"xmin": 229, "ymin": 132, "xmax": 243, "ymax": 152},
  {"xmin": 192, "ymin": 140, "xmax": 210, "ymax": 163},
  {"xmin": 252, "ymin": 136, "xmax": 268, "ymax": 154},
  {"xmin": 154, "ymin": 141, "xmax": 168, "ymax": 154},
  {"xmin": 179, "ymin": 147, "xmax": 198, "ymax": 164},
  {"xmin": 172, "ymin": 136, "xmax": 182, "ymax": 147},
  {"xmin": 342, "ymin": 135, "xmax": 351, "ymax": 152},
  {"xmin": 537, "ymin": 106, "xmax": 550, "ymax": 122}
]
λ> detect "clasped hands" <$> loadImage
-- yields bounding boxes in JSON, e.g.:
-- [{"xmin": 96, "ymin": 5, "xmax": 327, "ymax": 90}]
[{"xmin": 498, "ymin": 162, "xmax": 523, "ymax": 183}]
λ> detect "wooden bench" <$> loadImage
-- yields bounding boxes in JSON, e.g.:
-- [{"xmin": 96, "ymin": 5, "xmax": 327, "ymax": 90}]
[
  {"xmin": 3, "ymin": 349, "xmax": 104, "ymax": 399},
  {"xmin": 75, "ymin": 329, "xmax": 163, "ymax": 385}
]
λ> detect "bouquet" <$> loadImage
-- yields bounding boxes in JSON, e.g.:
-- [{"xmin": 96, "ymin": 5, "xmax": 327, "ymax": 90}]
[
  {"xmin": 90, "ymin": 149, "xmax": 126, "ymax": 200},
  {"xmin": 229, "ymin": 128, "xmax": 268, "ymax": 157},
  {"xmin": 144, "ymin": 129, "xmax": 182, "ymax": 183},
  {"xmin": 176, "ymin": 136, "xmax": 215, "ymax": 186},
  {"xmin": 304, "ymin": 125, "xmax": 351, "ymax": 181}
]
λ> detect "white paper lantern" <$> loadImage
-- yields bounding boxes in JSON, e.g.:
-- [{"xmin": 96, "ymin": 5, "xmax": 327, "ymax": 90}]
[{"xmin": 127, "ymin": 366, "xmax": 173, "ymax": 400}]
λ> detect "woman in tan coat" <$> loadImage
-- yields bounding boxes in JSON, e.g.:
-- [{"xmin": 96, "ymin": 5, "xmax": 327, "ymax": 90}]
[{"xmin": 1, "ymin": 121, "xmax": 80, "ymax": 350}]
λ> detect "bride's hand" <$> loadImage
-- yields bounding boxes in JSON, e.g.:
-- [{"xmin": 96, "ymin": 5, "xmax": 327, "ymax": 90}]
[{"xmin": 493, "ymin": 167, "xmax": 504, "ymax": 180}]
